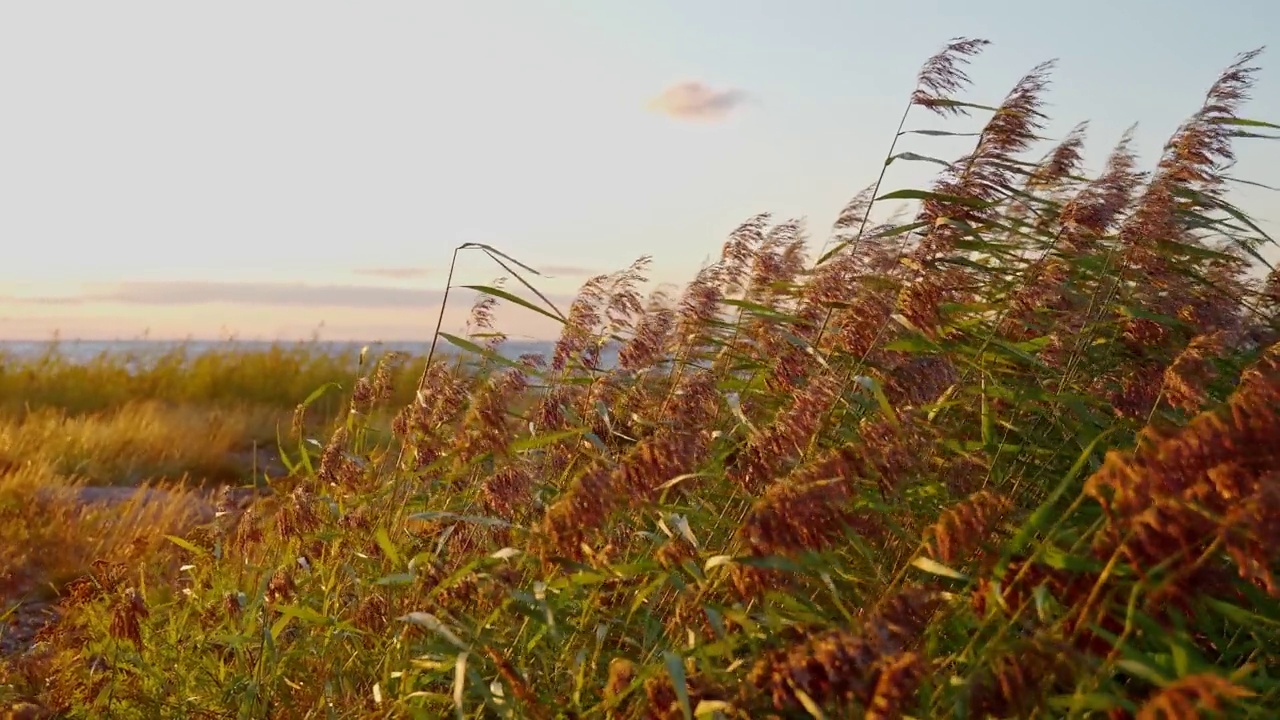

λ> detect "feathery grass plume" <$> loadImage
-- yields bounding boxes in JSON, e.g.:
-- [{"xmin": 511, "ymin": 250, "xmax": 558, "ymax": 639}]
[
  {"xmin": 617, "ymin": 288, "xmax": 676, "ymax": 371},
  {"xmin": 277, "ymin": 485, "xmax": 323, "ymax": 541},
  {"xmin": 884, "ymin": 353, "xmax": 959, "ymax": 409},
  {"xmin": 1114, "ymin": 50, "xmax": 1265, "ymax": 339},
  {"xmin": 736, "ymin": 452, "xmax": 867, "ymax": 556},
  {"xmin": 719, "ymin": 213, "xmax": 771, "ymax": 296},
  {"xmin": 552, "ymin": 273, "xmax": 610, "ymax": 372},
  {"xmin": 481, "ymin": 464, "xmax": 535, "ymax": 522},
  {"xmin": 643, "ymin": 671, "xmax": 731, "ymax": 720},
  {"xmin": 1086, "ymin": 344, "xmax": 1280, "ymax": 595},
  {"xmin": 108, "ymin": 587, "xmax": 148, "ymax": 651},
  {"xmin": 603, "ymin": 656, "xmax": 637, "ymax": 715},
  {"xmin": 539, "ymin": 463, "xmax": 619, "ymax": 558},
  {"xmin": 264, "ymin": 567, "xmax": 296, "ymax": 604},
  {"xmin": 466, "ymin": 277, "xmax": 508, "ymax": 351},
  {"xmin": 317, "ymin": 426, "xmax": 363, "ymax": 489},
  {"xmin": 392, "ymin": 360, "xmax": 470, "ymax": 469},
  {"xmin": 601, "ymin": 255, "xmax": 653, "ymax": 338},
  {"xmin": 456, "ymin": 365, "xmax": 530, "ymax": 464},
  {"xmin": 768, "ymin": 239, "xmax": 872, "ymax": 389},
  {"xmin": 370, "ymin": 350, "xmax": 402, "ymax": 402},
  {"xmin": 1108, "ymin": 360, "xmax": 1166, "ymax": 420},
  {"xmin": 746, "ymin": 587, "xmax": 939, "ymax": 714},
  {"xmin": 997, "ymin": 256, "xmax": 1073, "ymax": 342},
  {"xmin": 967, "ymin": 637, "xmax": 1080, "ymax": 718},
  {"xmin": 910, "ymin": 37, "xmax": 991, "ymax": 116},
  {"xmin": 853, "ymin": 413, "xmax": 935, "ymax": 499},
  {"xmin": 1135, "ymin": 673, "xmax": 1255, "ymax": 719},
  {"xmin": 351, "ymin": 592, "xmax": 388, "ymax": 634},
  {"xmin": 1006, "ymin": 120, "xmax": 1090, "ymax": 234},
  {"xmin": 830, "ymin": 285, "xmax": 897, "ymax": 361},
  {"xmin": 232, "ymin": 504, "xmax": 265, "ymax": 556},
  {"xmin": 1060, "ymin": 126, "xmax": 1145, "ymax": 248},
  {"xmin": 731, "ymin": 446, "xmax": 890, "ymax": 597},
  {"xmin": 1261, "ymin": 265, "xmax": 1280, "ymax": 321},
  {"xmin": 656, "ymin": 367, "xmax": 721, "ymax": 444},
  {"xmin": 895, "ymin": 268, "xmax": 956, "ymax": 338},
  {"xmin": 542, "ymin": 424, "xmax": 702, "ymax": 558},
  {"xmin": 1029, "ymin": 121, "xmax": 1088, "ymax": 193},
  {"xmin": 832, "ymin": 183, "xmax": 879, "ymax": 237},
  {"xmin": 923, "ymin": 490, "xmax": 1012, "ymax": 565},
  {"xmin": 865, "ymin": 652, "xmax": 925, "ymax": 720},
  {"xmin": 749, "ymin": 218, "xmax": 808, "ymax": 298},
  {"xmin": 674, "ymin": 263, "xmax": 726, "ymax": 346},
  {"xmin": 1162, "ymin": 331, "xmax": 1226, "ymax": 413},
  {"xmin": 730, "ymin": 369, "xmax": 843, "ymax": 492},
  {"xmin": 914, "ymin": 60, "xmax": 1055, "ymax": 260},
  {"xmin": 581, "ymin": 372, "xmax": 624, "ymax": 443}
]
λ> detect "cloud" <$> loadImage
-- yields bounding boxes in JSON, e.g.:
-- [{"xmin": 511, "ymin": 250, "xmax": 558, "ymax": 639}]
[
  {"xmin": 0, "ymin": 295, "xmax": 86, "ymax": 305},
  {"xmin": 537, "ymin": 264, "xmax": 604, "ymax": 277},
  {"xmin": 94, "ymin": 281, "xmax": 448, "ymax": 308},
  {"xmin": 352, "ymin": 267, "xmax": 433, "ymax": 280},
  {"xmin": 2, "ymin": 280, "xmax": 580, "ymax": 312},
  {"xmin": 648, "ymin": 81, "xmax": 749, "ymax": 121}
]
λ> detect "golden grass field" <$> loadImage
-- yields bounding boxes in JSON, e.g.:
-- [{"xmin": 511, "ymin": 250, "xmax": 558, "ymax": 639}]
[{"xmin": 3, "ymin": 38, "xmax": 1280, "ymax": 719}]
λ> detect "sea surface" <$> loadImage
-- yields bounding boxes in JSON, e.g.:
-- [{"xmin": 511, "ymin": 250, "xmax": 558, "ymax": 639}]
[{"xmin": 0, "ymin": 338, "xmax": 626, "ymax": 368}]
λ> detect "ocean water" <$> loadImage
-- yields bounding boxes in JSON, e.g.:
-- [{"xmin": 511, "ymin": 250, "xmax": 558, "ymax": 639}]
[{"xmin": 0, "ymin": 338, "xmax": 623, "ymax": 369}]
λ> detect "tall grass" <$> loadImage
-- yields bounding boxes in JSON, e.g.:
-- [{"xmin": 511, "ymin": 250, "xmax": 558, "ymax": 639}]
[{"xmin": 4, "ymin": 39, "xmax": 1280, "ymax": 719}]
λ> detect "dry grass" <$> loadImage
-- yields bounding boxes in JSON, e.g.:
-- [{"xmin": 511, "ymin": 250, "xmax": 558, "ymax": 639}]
[
  {"xmin": 0, "ymin": 401, "xmax": 283, "ymax": 487},
  {"xmin": 4, "ymin": 39, "xmax": 1280, "ymax": 719},
  {"xmin": 1, "ymin": 464, "xmax": 210, "ymax": 611}
]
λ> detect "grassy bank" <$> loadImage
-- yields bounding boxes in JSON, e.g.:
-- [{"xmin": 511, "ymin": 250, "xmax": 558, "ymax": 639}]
[{"xmin": 4, "ymin": 39, "xmax": 1280, "ymax": 719}]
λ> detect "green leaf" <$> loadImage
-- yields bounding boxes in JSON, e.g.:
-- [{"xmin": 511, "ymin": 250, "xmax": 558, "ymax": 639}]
[
  {"xmin": 400, "ymin": 612, "xmax": 469, "ymax": 650},
  {"xmin": 270, "ymin": 613, "xmax": 293, "ymax": 642},
  {"xmin": 271, "ymin": 603, "xmax": 332, "ymax": 626},
  {"xmin": 1116, "ymin": 659, "xmax": 1169, "ymax": 686},
  {"xmin": 409, "ymin": 511, "xmax": 513, "ymax": 528},
  {"xmin": 374, "ymin": 527, "xmax": 402, "ymax": 567},
  {"xmin": 462, "ymin": 243, "xmax": 570, "ymax": 322},
  {"xmin": 1204, "ymin": 597, "xmax": 1280, "ymax": 629},
  {"xmin": 876, "ymin": 188, "xmax": 994, "ymax": 209},
  {"xmin": 910, "ymin": 556, "xmax": 968, "ymax": 581},
  {"xmin": 374, "ymin": 573, "xmax": 417, "ymax": 586},
  {"xmin": 817, "ymin": 221, "xmax": 928, "ymax": 265},
  {"xmin": 889, "ymin": 151, "xmax": 954, "ymax": 168},
  {"xmin": 459, "ymin": 284, "xmax": 567, "ymax": 326},
  {"xmin": 164, "ymin": 534, "xmax": 207, "ymax": 556},
  {"xmin": 1214, "ymin": 116, "xmax": 1280, "ymax": 130},
  {"xmin": 437, "ymin": 332, "xmax": 525, "ymax": 370},
  {"xmin": 902, "ymin": 128, "xmax": 984, "ymax": 138},
  {"xmin": 300, "ymin": 381, "xmax": 342, "ymax": 408},
  {"xmin": 509, "ymin": 427, "xmax": 588, "ymax": 453},
  {"xmin": 662, "ymin": 651, "xmax": 694, "ymax": 720},
  {"xmin": 1004, "ymin": 426, "xmax": 1118, "ymax": 558}
]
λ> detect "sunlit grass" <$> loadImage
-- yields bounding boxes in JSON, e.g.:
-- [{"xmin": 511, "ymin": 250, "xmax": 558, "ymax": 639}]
[{"xmin": 3, "ymin": 38, "xmax": 1280, "ymax": 719}]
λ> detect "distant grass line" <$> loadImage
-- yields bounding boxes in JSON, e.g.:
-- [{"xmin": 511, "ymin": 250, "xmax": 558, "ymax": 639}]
[
  {"xmin": 4, "ymin": 39, "xmax": 1280, "ymax": 719},
  {"xmin": 0, "ymin": 340, "xmax": 423, "ymax": 416}
]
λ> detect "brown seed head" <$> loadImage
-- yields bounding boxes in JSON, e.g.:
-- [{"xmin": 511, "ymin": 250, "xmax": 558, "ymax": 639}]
[{"xmin": 910, "ymin": 37, "xmax": 992, "ymax": 116}]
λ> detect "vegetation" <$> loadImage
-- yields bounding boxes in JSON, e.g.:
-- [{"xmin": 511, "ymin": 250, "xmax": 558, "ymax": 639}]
[{"xmin": 4, "ymin": 38, "xmax": 1280, "ymax": 718}]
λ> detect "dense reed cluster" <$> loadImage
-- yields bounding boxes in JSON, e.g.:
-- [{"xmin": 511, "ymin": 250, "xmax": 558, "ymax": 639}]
[{"xmin": 4, "ymin": 39, "xmax": 1280, "ymax": 718}]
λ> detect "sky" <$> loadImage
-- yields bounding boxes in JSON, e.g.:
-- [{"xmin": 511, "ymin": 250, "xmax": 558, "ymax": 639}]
[{"xmin": 1, "ymin": 0, "xmax": 1278, "ymax": 342}]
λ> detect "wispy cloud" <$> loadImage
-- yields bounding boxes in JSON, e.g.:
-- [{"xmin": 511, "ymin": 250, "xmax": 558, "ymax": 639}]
[
  {"xmin": 537, "ymin": 264, "xmax": 604, "ymax": 277},
  {"xmin": 648, "ymin": 81, "xmax": 750, "ymax": 121},
  {"xmin": 352, "ymin": 267, "xmax": 433, "ymax": 280},
  {"xmin": 2, "ymin": 280, "xmax": 580, "ymax": 312},
  {"xmin": 96, "ymin": 281, "xmax": 446, "ymax": 308}
]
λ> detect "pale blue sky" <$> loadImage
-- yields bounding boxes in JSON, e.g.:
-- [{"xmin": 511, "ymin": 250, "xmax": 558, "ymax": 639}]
[{"xmin": 1, "ymin": 1, "xmax": 1277, "ymax": 340}]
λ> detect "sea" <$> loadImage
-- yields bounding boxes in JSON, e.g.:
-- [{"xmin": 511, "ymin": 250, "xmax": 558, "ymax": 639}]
[{"xmin": 0, "ymin": 338, "xmax": 623, "ymax": 369}]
